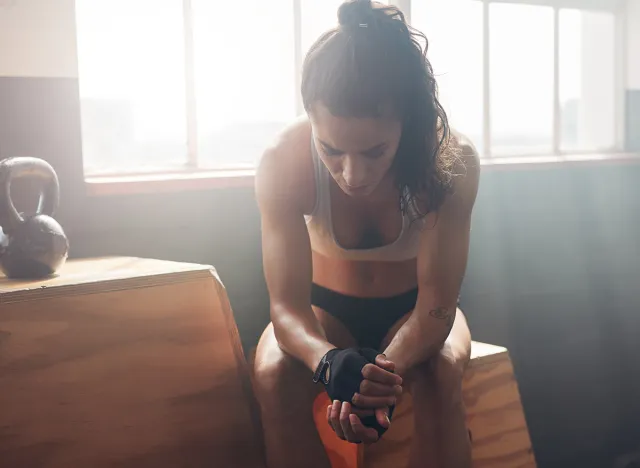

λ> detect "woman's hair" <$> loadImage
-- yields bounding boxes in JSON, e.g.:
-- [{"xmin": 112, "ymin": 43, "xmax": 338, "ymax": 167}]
[{"xmin": 301, "ymin": 0, "xmax": 459, "ymax": 219}]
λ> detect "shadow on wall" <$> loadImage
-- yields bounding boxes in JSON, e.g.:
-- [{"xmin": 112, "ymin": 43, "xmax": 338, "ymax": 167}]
[
  {"xmin": 461, "ymin": 162, "xmax": 640, "ymax": 468},
  {"xmin": 66, "ymin": 187, "xmax": 271, "ymax": 354}
]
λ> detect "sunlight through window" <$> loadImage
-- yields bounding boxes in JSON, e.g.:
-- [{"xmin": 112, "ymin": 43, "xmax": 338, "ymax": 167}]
[
  {"xmin": 411, "ymin": 0, "xmax": 483, "ymax": 153},
  {"xmin": 192, "ymin": 0, "xmax": 295, "ymax": 169},
  {"xmin": 559, "ymin": 9, "xmax": 616, "ymax": 152},
  {"xmin": 74, "ymin": 0, "xmax": 625, "ymax": 176},
  {"xmin": 490, "ymin": 3, "xmax": 555, "ymax": 156},
  {"xmin": 76, "ymin": 0, "xmax": 188, "ymax": 175}
]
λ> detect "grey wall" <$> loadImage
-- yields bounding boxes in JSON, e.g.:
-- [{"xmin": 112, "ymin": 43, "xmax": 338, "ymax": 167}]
[{"xmin": 463, "ymin": 162, "xmax": 640, "ymax": 467}]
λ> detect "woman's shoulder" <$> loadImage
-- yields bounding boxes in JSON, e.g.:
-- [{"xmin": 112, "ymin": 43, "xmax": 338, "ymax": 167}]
[
  {"xmin": 414, "ymin": 128, "xmax": 480, "ymax": 217},
  {"xmin": 446, "ymin": 128, "xmax": 481, "ymax": 212},
  {"xmin": 255, "ymin": 116, "xmax": 316, "ymax": 215},
  {"xmin": 449, "ymin": 128, "xmax": 481, "ymax": 177}
]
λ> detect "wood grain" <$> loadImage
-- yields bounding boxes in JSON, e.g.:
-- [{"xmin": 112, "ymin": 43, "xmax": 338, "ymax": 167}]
[{"xmin": 0, "ymin": 256, "xmax": 264, "ymax": 468}]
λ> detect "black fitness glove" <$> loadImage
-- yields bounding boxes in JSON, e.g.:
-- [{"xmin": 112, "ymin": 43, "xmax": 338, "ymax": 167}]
[
  {"xmin": 359, "ymin": 404, "xmax": 395, "ymax": 439},
  {"xmin": 313, "ymin": 347, "xmax": 395, "ymax": 439}
]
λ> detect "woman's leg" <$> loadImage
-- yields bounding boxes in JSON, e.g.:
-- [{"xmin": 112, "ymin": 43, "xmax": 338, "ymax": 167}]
[
  {"xmin": 253, "ymin": 323, "xmax": 327, "ymax": 468},
  {"xmin": 406, "ymin": 359, "xmax": 471, "ymax": 468},
  {"xmin": 253, "ymin": 310, "xmax": 356, "ymax": 468},
  {"xmin": 405, "ymin": 363, "xmax": 441, "ymax": 467},
  {"xmin": 380, "ymin": 309, "xmax": 472, "ymax": 468}
]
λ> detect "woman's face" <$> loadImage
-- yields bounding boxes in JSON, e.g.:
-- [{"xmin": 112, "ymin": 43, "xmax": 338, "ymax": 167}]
[{"xmin": 309, "ymin": 103, "xmax": 402, "ymax": 198}]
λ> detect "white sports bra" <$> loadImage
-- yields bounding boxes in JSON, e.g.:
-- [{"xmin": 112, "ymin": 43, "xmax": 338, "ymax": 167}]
[{"xmin": 304, "ymin": 139, "xmax": 426, "ymax": 262}]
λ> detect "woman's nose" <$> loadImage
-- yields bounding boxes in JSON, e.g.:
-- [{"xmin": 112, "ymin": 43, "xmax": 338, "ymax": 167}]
[{"xmin": 342, "ymin": 156, "xmax": 367, "ymax": 187}]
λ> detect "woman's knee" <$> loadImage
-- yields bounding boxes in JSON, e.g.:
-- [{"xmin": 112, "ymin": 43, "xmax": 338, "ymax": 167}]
[
  {"xmin": 408, "ymin": 358, "xmax": 464, "ymax": 406},
  {"xmin": 253, "ymin": 325, "xmax": 311, "ymax": 406}
]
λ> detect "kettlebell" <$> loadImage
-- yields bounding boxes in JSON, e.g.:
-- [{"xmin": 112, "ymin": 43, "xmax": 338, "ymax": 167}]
[{"xmin": 0, "ymin": 157, "xmax": 69, "ymax": 279}]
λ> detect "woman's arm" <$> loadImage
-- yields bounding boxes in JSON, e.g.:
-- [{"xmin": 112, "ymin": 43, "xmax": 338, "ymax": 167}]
[
  {"xmin": 383, "ymin": 137, "xmax": 480, "ymax": 376},
  {"xmin": 256, "ymin": 139, "xmax": 334, "ymax": 372}
]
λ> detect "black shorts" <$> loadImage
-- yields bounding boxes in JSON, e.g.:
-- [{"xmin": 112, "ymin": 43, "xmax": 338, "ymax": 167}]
[{"xmin": 310, "ymin": 283, "xmax": 419, "ymax": 351}]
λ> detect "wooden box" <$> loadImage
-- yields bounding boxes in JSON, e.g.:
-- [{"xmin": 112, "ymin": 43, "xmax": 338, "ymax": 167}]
[{"xmin": 0, "ymin": 257, "xmax": 263, "ymax": 468}]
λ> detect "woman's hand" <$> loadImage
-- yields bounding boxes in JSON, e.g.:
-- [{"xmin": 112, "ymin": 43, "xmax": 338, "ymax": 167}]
[
  {"xmin": 354, "ymin": 355, "xmax": 401, "ymax": 428},
  {"xmin": 352, "ymin": 355, "xmax": 402, "ymax": 408},
  {"xmin": 327, "ymin": 354, "xmax": 402, "ymax": 443},
  {"xmin": 327, "ymin": 401, "xmax": 380, "ymax": 444}
]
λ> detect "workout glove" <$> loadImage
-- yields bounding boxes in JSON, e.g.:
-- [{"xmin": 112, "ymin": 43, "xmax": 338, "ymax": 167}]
[{"xmin": 313, "ymin": 347, "xmax": 395, "ymax": 439}]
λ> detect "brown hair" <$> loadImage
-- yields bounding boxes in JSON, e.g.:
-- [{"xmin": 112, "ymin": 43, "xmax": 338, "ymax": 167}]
[{"xmin": 301, "ymin": 0, "xmax": 458, "ymax": 218}]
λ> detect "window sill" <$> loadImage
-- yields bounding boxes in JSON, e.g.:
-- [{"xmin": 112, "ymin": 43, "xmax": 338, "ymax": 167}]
[
  {"xmin": 85, "ymin": 152, "xmax": 638, "ymax": 197},
  {"xmin": 85, "ymin": 169, "xmax": 255, "ymax": 196},
  {"xmin": 480, "ymin": 152, "xmax": 639, "ymax": 169}
]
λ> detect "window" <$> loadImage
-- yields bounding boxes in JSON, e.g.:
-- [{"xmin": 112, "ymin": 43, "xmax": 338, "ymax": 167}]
[
  {"xmin": 489, "ymin": 3, "xmax": 555, "ymax": 156},
  {"xmin": 76, "ymin": 0, "xmax": 389, "ymax": 176},
  {"xmin": 411, "ymin": 0, "xmax": 484, "ymax": 152},
  {"xmin": 191, "ymin": 0, "xmax": 296, "ymax": 170},
  {"xmin": 76, "ymin": 0, "xmax": 626, "ymax": 178},
  {"xmin": 559, "ymin": 9, "xmax": 616, "ymax": 152},
  {"xmin": 411, "ymin": 0, "xmax": 623, "ymax": 158},
  {"xmin": 76, "ymin": 0, "xmax": 188, "ymax": 175}
]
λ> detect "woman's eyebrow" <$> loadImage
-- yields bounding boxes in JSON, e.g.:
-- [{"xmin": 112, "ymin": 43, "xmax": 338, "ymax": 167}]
[{"xmin": 318, "ymin": 140, "xmax": 386, "ymax": 153}]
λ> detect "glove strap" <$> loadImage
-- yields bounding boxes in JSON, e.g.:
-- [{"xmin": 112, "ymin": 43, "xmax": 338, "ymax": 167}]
[{"xmin": 312, "ymin": 348, "xmax": 339, "ymax": 385}]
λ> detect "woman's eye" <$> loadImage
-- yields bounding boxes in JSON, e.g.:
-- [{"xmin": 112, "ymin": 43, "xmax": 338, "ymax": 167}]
[
  {"xmin": 364, "ymin": 148, "xmax": 386, "ymax": 159},
  {"xmin": 323, "ymin": 147, "xmax": 343, "ymax": 157}
]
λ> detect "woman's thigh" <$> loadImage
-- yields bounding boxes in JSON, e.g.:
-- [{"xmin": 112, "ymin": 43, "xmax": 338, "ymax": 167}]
[{"xmin": 312, "ymin": 306, "xmax": 359, "ymax": 350}]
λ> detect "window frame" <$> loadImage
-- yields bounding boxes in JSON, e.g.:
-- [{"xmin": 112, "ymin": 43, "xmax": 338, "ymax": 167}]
[
  {"xmin": 83, "ymin": 0, "xmax": 634, "ymax": 196},
  {"xmin": 478, "ymin": 0, "xmax": 627, "ymax": 159}
]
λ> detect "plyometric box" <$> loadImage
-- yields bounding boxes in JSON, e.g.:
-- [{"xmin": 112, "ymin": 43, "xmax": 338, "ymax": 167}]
[{"xmin": 0, "ymin": 257, "xmax": 264, "ymax": 468}]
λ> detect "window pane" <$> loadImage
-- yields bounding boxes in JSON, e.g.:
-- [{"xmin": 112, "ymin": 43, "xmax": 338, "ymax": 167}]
[
  {"xmin": 76, "ymin": 0, "xmax": 188, "ymax": 175},
  {"xmin": 193, "ymin": 0, "xmax": 295, "ymax": 169},
  {"xmin": 411, "ymin": 0, "xmax": 483, "ymax": 154},
  {"xmin": 490, "ymin": 3, "xmax": 554, "ymax": 156},
  {"xmin": 559, "ymin": 9, "xmax": 616, "ymax": 152}
]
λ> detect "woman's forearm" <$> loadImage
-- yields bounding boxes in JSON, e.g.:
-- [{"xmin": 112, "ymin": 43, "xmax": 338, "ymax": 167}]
[
  {"xmin": 271, "ymin": 303, "xmax": 335, "ymax": 372},
  {"xmin": 383, "ymin": 302, "xmax": 465, "ymax": 377}
]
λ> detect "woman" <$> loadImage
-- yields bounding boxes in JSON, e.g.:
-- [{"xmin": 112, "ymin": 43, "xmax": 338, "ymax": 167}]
[{"xmin": 253, "ymin": 1, "xmax": 480, "ymax": 467}]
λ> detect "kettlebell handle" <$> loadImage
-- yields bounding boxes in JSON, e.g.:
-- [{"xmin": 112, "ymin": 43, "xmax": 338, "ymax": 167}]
[{"xmin": 0, "ymin": 157, "xmax": 60, "ymax": 234}]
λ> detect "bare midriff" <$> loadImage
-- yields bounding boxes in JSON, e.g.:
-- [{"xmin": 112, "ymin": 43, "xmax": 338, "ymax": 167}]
[{"xmin": 311, "ymin": 250, "xmax": 418, "ymax": 298}]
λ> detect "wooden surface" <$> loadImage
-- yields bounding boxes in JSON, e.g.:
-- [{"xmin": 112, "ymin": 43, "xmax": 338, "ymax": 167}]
[
  {"xmin": 462, "ymin": 354, "xmax": 536, "ymax": 468},
  {"xmin": 313, "ymin": 342, "xmax": 536, "ymax": 468},
  {"xmin": 0, "ymin": 256, "xmax": 214, "ymax": 301},
  {"xmin": 0, "ymin": 256, "xmax": 263, "ymax": 468}
]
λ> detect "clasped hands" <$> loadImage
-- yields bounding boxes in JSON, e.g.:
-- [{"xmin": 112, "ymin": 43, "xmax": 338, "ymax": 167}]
[{"xmin": 321, "ymin": 348, "xmax": 403, "ymax": 445}]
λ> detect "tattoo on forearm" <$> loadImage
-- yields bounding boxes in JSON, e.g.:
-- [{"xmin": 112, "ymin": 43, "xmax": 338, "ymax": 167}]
[{"xmin": 429, "ymin": 307, "xmax": 455, "ymax": 329}]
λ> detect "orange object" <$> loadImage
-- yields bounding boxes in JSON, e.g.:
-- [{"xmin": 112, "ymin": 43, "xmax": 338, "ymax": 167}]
[{"xmin": 312, "ymin": 392, "xmax": 359, "ymax": 468}]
